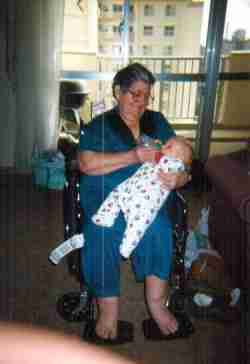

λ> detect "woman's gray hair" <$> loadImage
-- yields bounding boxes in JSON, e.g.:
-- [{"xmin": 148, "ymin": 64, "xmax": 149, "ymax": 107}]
[{"xmin": 112, "ymin": 63, "xmax": 155, "ymax": 98}]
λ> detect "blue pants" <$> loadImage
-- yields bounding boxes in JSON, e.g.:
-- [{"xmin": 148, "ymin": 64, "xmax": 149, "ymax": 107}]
[{"xmin": 81, "ymin": 207, "xmax": 173, "ymax": 298}]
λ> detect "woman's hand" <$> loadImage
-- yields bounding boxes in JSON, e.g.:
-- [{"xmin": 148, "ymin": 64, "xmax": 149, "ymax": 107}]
[
  {"xmin": 158, "ymin": 169, "xmax": 191, "ymax": 191},
  {"xmin": 135, "ymin": 146, "xmax": 157, "ymax": 163}
]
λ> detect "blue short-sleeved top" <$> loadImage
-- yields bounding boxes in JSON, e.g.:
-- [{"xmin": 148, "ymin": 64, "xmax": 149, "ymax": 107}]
[{"xmin": 79, "ymin": 107, "xmax": 175, "ymax": 219}]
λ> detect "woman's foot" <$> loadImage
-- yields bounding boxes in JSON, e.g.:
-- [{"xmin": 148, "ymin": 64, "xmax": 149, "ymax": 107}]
[
  {"xmin": 145, "ymin": 275, "xmax": 178, "ymax": 335},
  {"xmin": 148, "ymin": 300, "xmax": 178, "ymax": 335},
  {"xmin": 95, "ymin": 297, "xmax": 119, "ymax": 340}
]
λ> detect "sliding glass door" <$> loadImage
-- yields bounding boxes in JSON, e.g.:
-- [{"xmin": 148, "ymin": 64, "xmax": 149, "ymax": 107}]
[{"xmin": 61, "ymin": 0, "xmax": 250, "ymax": 160}]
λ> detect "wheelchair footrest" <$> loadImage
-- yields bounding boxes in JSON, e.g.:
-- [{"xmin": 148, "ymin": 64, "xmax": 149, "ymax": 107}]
[
  {"xmin": 143, "ymin": 311, "xmax": 194, "ymax": 341},
  {"xmin": 83, "ymin": 320, "xmax": 134, "ymax": 345}
]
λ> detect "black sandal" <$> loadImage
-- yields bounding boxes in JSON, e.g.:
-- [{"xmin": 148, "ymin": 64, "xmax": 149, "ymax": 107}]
[
  {"xmin": 83, "ymin": 320, "xmax": 134, "ymax": 345},
  {"xmin": 143, "ymin": 312, "xmax": 194, "ymax": 341}
]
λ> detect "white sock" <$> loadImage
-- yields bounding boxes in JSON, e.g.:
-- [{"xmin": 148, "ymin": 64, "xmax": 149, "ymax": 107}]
[{"xmin": 49, "ymin": 234, "xmax": 84, "ymax": 265}]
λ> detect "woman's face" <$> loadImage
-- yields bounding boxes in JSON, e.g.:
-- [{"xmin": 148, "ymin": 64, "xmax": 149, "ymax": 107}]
[{"xmin": 117, "ymin": 80, "xmax": 153, "ymax": 122}]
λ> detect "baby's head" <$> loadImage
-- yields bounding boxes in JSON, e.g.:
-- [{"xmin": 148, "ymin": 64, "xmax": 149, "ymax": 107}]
[{"xmin": 161, "ymin": 137, "xmax": 193, "ymax": 166}]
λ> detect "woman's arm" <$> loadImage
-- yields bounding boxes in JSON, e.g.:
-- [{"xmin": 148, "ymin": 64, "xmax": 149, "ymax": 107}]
[
  {"xmin": 78, "ymin": 150, "xmax": 138, "ymax": 175},
  {"xmin": 78, "ymin": 146, "xmax": 157, "ymax": 176}
]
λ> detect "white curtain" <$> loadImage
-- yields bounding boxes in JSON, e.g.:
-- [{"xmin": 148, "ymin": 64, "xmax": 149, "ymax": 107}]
[{"xmin": 14, "ymin": 0, "xmax": 65, "ymax": 170}]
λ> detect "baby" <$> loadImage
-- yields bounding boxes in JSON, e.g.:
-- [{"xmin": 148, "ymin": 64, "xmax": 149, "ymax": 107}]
[{"xmin": 92, "ymin": 137, "xmax": 193, "ymax": 258}]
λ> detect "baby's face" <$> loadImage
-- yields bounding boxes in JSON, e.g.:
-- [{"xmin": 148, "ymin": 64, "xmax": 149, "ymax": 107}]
[{"xmin": 162, "ymin": 138, "xmax": 192, "ymax": 165}]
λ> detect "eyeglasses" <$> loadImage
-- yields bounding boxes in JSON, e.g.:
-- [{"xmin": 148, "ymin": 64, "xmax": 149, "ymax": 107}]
[{"xmin": 127, "ymin": 89, "xmax": 154, "ymax": 104}]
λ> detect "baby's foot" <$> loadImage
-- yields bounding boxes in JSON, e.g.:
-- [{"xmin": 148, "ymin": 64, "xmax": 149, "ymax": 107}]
[{"xmin": 92, "ymin": 213, "xmax": 115, "ymax": 228}]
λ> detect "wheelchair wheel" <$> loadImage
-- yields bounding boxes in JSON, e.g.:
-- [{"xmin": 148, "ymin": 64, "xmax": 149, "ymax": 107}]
[{"xmin": 56, "ymin": 291, "xmax": 89, "ymax": 322}]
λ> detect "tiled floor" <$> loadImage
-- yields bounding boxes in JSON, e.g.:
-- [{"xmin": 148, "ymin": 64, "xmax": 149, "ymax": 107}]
[{"xmin": 0, "ymin": 173, "xmax": 244, "ymax": 364}]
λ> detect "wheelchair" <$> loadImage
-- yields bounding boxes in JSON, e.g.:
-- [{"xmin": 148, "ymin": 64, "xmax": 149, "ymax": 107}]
[
  {"xmin": 56, "ymin": 81, "xmax": 194, "ymax": 341},
  {"xmin": 56, "ymin": 148, "xmax": 194, "ymax": 341}
]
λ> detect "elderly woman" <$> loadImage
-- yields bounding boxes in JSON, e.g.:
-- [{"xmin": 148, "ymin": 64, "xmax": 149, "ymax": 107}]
[{"xmin": 78, "ymin": 63, "xmax": 190, "ymax": 344}]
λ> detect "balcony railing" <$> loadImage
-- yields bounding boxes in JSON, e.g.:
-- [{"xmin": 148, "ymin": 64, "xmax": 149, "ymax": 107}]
[
  {"xmin": 93, "ymin": 56, "xmax": 204, "ymax": 123},
  {"xmin": 61, "ymin": 54, "xmax": 250, "ymax": 140}
]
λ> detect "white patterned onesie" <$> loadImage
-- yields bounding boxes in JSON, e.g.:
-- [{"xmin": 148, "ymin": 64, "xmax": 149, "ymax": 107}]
[{"xmin": 92, "ymin": 156, "xmax": 185, "ymax": 258}]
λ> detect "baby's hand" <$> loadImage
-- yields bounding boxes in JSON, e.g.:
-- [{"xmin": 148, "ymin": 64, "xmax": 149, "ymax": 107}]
[{"xmin": 158, "ymin": 169, "xmax": 178, "ymax": 190}]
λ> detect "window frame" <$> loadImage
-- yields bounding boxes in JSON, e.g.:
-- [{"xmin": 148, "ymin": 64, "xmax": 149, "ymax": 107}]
[
  {"xmin": 142, "ymin": 45, "xmax": 152, "ymax": 55},
  {"xmin": 112, "ymin": 4, "xmax": 123, "ymax": 13},
  {"xmin": 163, "ymin": 45, "xmax": 173, "ymax": 56},
  {"xmin": 164, "ymin": 25, "xmax": 175, "ymax": 37},
  {"xmin": 144, "ymin": 25, "xmax": 154, "ymax": 36},
  {"xmin": 144, "ymin": 4, "xmax": 154, "ymax": 17},
  {"xmin": 165, "ymin": 4, "xmax": 176, "ymax": 17}
]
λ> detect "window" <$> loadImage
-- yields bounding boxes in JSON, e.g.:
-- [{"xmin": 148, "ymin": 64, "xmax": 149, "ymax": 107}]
[
  {"xmin": 144, "ymin": 26, "xmax": 153, "ymax": 36},
  {"xmin": 113, "ymin": 25, "xmax": 119, "ymax": 34},
  {"xmin": 98, "ymin": 45, "xmax": 108, "ymax": 54},
  {"xmin": 163, "ymin": 63, "xmax": 172, "ymax": 73},
  {"xmin": 165, "ymin": 5, "xmax": 176, "ymax": 16},
  {"xmin": 98, "ymin": 23, "xmax": 109, "ymax": 32},
  {"xmin": 113, "ymin": 4, "xmax": 123, "ymax": 13},
  {"xmin": 144, "ymin": 5, "xmax": 154, "ymax": 16},
  {"xmin": 142, "ymin": 45, "xmax": 152, "ymax": 56},
  {"xmin": 163, "ymin": 45, "xmax": 173, "ymax": 56},
  {"xmin": 100, "ymin": 4, "xmax": 109, "ymax": 12},
  {"xmin": 129, "ymin": 26, "xmax": 134, "ymax": 41},
  {"xmin": 112, "ymin": 45, "xmax": 122, "ymax": 55},
  {"xmin": 162, "ymin": 82, "xmax": 170, "ymax": 91},
  {"xmin": 164, "ymin": 26, "xmax": 175, "ymax": 37}
]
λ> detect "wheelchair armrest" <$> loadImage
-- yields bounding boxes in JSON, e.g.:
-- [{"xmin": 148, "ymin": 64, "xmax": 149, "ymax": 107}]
[
  {"xmin": 63, "ymin": 163, "xmax": 83, "ymax": 280},
  {"xmin": 167, "ymin": 191, "xmax": 188, "ymax": 266},
  {"xmin": 167, "ymin": 191, "xmax": 188, "ymax": 232}
]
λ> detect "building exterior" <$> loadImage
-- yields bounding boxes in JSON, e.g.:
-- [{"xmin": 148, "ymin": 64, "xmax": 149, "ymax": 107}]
[
  {"xmin": 62, "ymin": 0, "xmax": 204, "ymax": 113},
  {"xmin": 97, "ymin": 0, "xmax": 203, "ymax": 58},
  {"xmin": 62, "ymin": 0, "xmax": 98, "ymax": 71},
  {"xmin": 63, "ymin": 0, "xmax": 98, "ymax": 54},
  {"xmin": 63, "ymin": 0, "xmax": 204, "ymax": 62}
]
